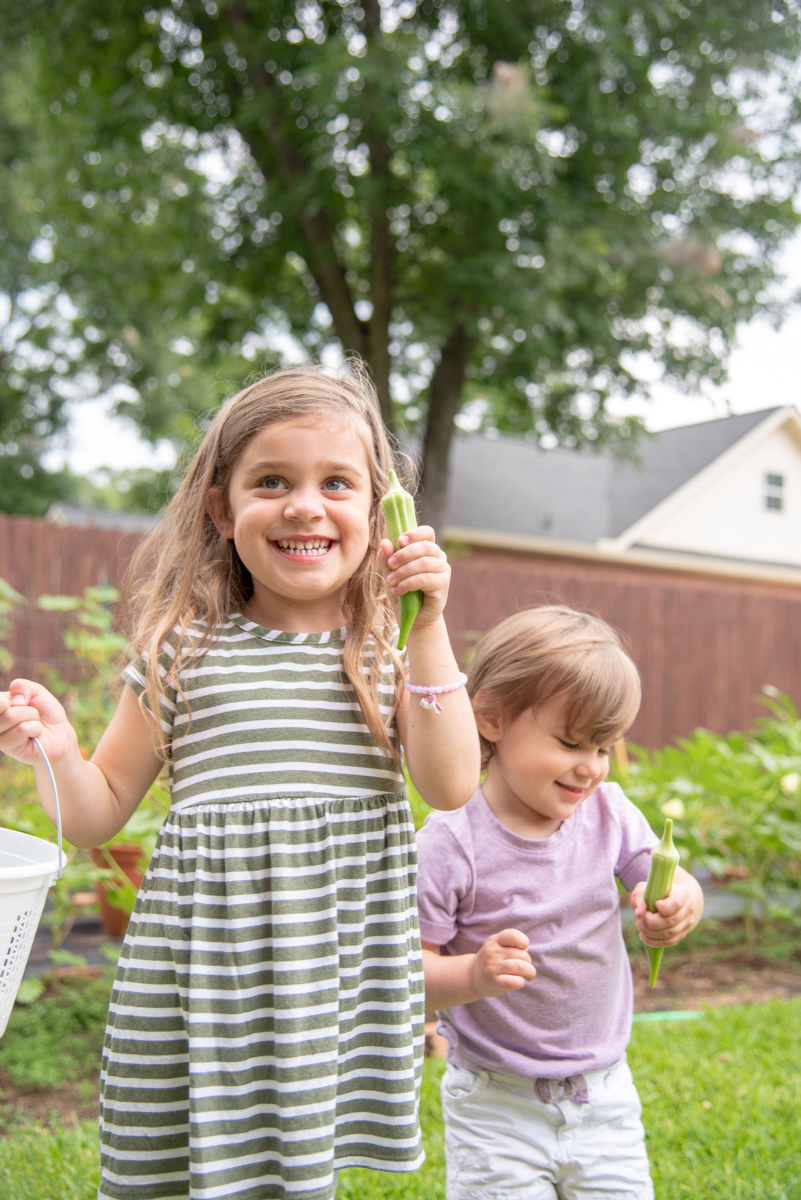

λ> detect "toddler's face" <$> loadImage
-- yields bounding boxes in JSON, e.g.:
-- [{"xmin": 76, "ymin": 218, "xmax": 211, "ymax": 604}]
[
  {"xmin": 478, "ymin": 695, "xmax": 611, "ymax": 839},
  {"xmin": 208, "ymin": 414, "xmax": 374, "ymax": 630}
]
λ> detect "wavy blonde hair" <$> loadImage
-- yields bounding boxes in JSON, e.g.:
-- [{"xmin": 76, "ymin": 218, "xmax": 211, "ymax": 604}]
[
  {"xmin": 123, "ymin": 359, "xmax": 410, "ymax": 763},
  {"xmin": 468, "ymin": 605, "xmax": 641, "ymax": 768}
]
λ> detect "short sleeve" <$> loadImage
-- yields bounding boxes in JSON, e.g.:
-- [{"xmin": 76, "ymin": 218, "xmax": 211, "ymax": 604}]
[
  {"xmin": 613, "ymin": 786, "xmax": 660, "ymax": 894},
  {"xmin": 416, "ymin": 812, "xmax": 475, "ymax": 947},
  {"xmin": 122, "ymin": 644, "xmax": 179, "ymax": 754}
]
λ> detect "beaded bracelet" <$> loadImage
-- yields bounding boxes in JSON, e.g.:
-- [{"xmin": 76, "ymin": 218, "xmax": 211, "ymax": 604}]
[{"xmin": 404, "ymin": 672, "xmax": 468, "ymax": 713}]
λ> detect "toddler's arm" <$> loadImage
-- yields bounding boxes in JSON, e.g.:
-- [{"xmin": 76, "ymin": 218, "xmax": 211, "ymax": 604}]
[
  {"xmin": 422, "ymin": 930, "xmax": 537, "ymax": 1011},
  {"xmin": 382, "ymin": 525, "xmax": 480, "ymax": 811},
  {"xmin": 0, "ymin": 679, "xmax": 162, "ymax": 849},
  {"xmin": 630, "ymin": 865, "xmax": 704, "ymax": 948}
]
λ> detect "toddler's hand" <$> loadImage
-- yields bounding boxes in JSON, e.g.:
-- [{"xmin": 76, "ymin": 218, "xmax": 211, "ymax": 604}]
[
  {"xmin": 630, "ymin": 879, "xmax": 699, "ymax": 948},
  {"xmin": 0, "ymin": 680, "xmax": 71, "ymax": 765},
  {"xmin": 470, "ymin": 928, "xmax": 537, "ymax": 998},
  {"xmin": 381, "ymin": 525, "xmax": 451, "ymax": 628}
]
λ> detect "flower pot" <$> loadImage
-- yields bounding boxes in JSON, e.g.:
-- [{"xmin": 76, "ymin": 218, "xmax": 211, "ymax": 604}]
[{"xmin": 91, "ymin": 843, "xmax": 146, "ymax": 938}]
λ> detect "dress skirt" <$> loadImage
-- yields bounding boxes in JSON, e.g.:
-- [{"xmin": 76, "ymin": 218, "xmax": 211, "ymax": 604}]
[{"xmin": 97, "ymin": 793, "xmax": 425, "ymax": 1200}]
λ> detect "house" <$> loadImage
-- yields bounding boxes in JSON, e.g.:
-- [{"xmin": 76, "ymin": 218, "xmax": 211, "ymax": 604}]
[
  {"xmin": 444, "ymin": 406, "xmax": 801, "ymax": 573},
  {"xmin": 439, "ymin": 406, "xmax": 801, "ymax": 748}
]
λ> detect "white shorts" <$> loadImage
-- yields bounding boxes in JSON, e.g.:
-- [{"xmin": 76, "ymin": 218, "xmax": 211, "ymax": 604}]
[{"xmin": 440, "ymin": 1059, "xmax": 654, "ymax": 1200}]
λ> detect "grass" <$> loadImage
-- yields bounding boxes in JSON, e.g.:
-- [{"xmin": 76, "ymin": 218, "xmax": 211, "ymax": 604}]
[
  {"xmin": 634, "ymin": 1000, "xmax": 801, "ymax": 1199},
  {"xmin": 2, "ymin": 975, "xmax": 801, "ymax": 1198}
]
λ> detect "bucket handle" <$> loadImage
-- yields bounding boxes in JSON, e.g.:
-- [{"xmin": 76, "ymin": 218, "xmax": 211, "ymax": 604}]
[{"xmin": 32, "ymin": 737, "xmax": 63, "ymax": 882}]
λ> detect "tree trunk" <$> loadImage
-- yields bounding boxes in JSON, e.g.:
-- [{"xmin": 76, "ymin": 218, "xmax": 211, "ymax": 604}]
[{"xmin": 418, "ymin": 323, "xmax": 472, "ymax": 534}]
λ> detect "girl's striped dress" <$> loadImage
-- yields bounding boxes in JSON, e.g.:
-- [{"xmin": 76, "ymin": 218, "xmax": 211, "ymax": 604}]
[{"xmin": 97, "ymin": 616, "xmax": 425, "ymax": 1200}]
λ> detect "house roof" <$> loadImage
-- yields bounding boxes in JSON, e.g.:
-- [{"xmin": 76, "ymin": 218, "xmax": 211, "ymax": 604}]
[{"xmin": 445, "ymin": 406, "xmax": 787, "ymax": 545}]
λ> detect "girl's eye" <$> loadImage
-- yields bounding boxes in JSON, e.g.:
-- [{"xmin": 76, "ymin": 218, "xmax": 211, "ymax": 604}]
[
  {"xmin": 324, "ymin": 477, "xmax": 351, "ymax": 492},
  {"xmin": 260, "ymin": 476, "xmax": 285, "ymax": 490},
  {"xmin": 559, "ymin": 738, "xmax": 581, "ymax": 751}
]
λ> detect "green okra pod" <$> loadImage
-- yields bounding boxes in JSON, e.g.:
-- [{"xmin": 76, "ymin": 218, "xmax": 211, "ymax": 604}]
[
  {"xmin": 381, "ymin": 469, "xmax": 424, "ymax": 650},
  {"xmin": 643, "ymin": 818, "xmax": 681, "ymax": 987}
]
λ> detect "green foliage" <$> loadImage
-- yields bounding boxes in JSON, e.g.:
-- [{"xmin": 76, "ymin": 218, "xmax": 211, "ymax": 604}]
[
  {"xmin": 36, "ymin": 585, "xmax": 128, "ymax": 750},
  {"xmin": 0, "ymin": 582, "xmax": 166, "ymax": 956},
  {"xmin": 0, "ymin": 971, "xmax": 112, "ymax": 1089},
  {"xmin": 2, "ymin": 1, "xmax": 801, "ymax": 522},
  {"xmin": 616, "ymin": 690, "xmax": 801, "ymax": 946}
]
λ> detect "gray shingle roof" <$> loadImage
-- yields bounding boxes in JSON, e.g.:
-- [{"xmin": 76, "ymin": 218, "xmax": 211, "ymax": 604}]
[{"xmin": 445, "ymin": 408, "xmax": 779, "ymax": 543}]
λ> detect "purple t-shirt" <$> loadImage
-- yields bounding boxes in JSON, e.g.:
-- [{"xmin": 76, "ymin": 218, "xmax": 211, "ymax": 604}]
[{"xmin": 416, "ymin": 782, "xmax": 657, "ymax": 1080}]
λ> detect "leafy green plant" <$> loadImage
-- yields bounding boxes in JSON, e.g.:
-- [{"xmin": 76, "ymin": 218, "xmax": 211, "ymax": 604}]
[
  {"xmin": 616, "ymin": 690, "xmax": 801, "ymax": 951},
  {"xmin": 37, "ymin": 585, "xmax": 129, "ymax": 751},
  {"xmin": 0, "ymin": 585, "xmax": 166, "ymax": 958},
  {"xmin": 0, "ymin": 971, "xmax": 113, "ymax": 1090}
]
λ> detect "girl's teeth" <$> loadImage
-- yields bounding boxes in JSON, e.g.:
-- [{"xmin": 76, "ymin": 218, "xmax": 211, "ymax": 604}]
[{"xmin": 278, "ymin": 540, "xmax": 330, "ymax": 556}]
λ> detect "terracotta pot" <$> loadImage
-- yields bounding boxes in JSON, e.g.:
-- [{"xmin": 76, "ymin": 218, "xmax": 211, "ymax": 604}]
[{"xmin": 91, "ymin": 843, "xmax": 146, "ymax": 938}]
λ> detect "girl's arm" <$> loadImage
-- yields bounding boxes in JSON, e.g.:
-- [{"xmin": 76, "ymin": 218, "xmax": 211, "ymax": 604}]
[
  {"xmin": 422, "ymin": 932, "xmax": 537, "ymax": 1011},
  {"xmin": 0, "ymin": 680, "xmax": 162, "ymax": 849},
  {"xmin": 383, "ymin": 526, "xmax": 480, "ymax": 811}
]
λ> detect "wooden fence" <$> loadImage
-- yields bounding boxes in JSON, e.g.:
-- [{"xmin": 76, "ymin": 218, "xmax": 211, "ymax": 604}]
[
  {"xmin": 2, "ymin": 512, "xmax": 801, "ymax": 749},
  {"xmin": 0, "ymin": 513, "xmax": 145, "ymax": 685}
]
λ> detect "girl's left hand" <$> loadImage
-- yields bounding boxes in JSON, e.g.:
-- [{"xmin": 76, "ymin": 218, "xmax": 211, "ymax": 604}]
[
  {"xmin": 630, "ymin": 874, "xmax": 702, "ymax": 948},
  {"xmin": 381, "ymin": 525, "xmax": 451, "ymax": 627}
]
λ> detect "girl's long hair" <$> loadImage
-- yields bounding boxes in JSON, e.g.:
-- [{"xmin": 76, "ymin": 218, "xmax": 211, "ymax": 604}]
[
  {"xmin": 468, "ymin": 605, "xmax": 641, "ymax": 769},
  {"xmin": 123, "ymin": 358, "xmax": 410, "ymax": 763}
]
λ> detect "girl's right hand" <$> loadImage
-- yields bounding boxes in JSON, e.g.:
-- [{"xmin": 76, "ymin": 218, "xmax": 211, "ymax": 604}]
[
  {"xmin": 0, "ymin": 679, "xmax": 73, "ymax": 765},
  {"xmin": 470, "ymin": 928, "xmax": 537, "ymax": 998}
]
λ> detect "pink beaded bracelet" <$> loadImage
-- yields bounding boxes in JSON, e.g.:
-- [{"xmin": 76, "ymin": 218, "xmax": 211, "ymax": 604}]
[{"xmin": 404, "ymin": 672, "xmax": 468, "ymax": 712}]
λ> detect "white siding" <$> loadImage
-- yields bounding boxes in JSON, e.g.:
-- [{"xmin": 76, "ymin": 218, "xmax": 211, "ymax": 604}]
[{"xmin": 633, "ymin": 426, "xmax": 801, "ymax": 566}]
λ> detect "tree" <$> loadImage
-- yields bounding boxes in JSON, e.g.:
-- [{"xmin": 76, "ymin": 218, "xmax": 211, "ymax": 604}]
[{"xmin": 2, "ymin": 0, "xmax": 800, "ymax": 527}]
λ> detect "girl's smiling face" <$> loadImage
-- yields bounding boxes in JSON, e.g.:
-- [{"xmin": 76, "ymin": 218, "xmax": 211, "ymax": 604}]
[
  {"xmin": 208, "ymin": 415, "xmax": 374, "ymax": 631},
  {"xmin": 478, "ymin": 694, "xmax": 612, "ymax": 840}
]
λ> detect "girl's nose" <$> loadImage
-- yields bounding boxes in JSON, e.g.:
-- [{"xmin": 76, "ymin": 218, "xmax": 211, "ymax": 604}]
[{"xmin": 284, "ymin": 486, "xmax": 324, "ymax": 521}]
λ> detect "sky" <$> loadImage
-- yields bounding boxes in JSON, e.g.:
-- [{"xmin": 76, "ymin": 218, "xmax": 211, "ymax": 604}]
[{"xmin": 47, "ymin": 233, "xmax": 801, "ymax": 478}]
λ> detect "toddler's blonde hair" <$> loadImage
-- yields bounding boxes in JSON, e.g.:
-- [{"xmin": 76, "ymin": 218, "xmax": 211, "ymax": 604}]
[{"xmin": 468, "ymin": 605, "xmax": 641, "ymax": 768}]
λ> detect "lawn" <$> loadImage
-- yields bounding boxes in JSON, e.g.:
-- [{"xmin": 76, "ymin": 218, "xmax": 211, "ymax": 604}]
[{"xmin": 1, "ymin": 971, "xmax": 799, "ymax": 1200}]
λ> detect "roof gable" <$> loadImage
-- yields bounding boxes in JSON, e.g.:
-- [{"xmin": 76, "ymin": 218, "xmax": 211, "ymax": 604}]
[
  {"xmin": 445, "ymin": 406, "xmax": 801, "ymax": 563},
  {"xmin": 607, "ymin": 408, "xmax": 777, "ymax": 535},
  {"xmin": 607, "ymin": 406, "xmax": 801, "ymax": 565}
]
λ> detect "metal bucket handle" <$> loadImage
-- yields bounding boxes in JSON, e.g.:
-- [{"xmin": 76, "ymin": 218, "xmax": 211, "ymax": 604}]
[{"xmin": 32, "ymin": 737, "xmax": 63, "ymax": 882}]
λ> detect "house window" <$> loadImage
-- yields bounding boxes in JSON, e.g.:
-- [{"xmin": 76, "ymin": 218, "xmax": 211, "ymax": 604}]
[{"xmin": 764, "ymin": 472, "xmax": 784, "ymax": 512}]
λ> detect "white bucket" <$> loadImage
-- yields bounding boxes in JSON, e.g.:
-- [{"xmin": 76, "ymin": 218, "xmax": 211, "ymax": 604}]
[{"xmin": 0, "ymin": 739, "xmax": 65, "ymax": 1037}]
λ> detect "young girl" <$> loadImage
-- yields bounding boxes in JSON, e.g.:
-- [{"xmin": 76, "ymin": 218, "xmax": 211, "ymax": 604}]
[
  {"xmin": 0, "ymin": 360, "xmax": 480, "ymax": 1200},
  {"xmin": 416, "ymin": 605, "xmax": 704, "ymax": 1200}
]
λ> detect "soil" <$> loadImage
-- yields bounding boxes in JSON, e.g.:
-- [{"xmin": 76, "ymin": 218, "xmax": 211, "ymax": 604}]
[
  {"xmin": 629, "ymin": 939, "xmax": 801, "ymax": 1011},
  {"xmin": 5, "ymin": 934, "xmax": 801, "ymax": 1133}
]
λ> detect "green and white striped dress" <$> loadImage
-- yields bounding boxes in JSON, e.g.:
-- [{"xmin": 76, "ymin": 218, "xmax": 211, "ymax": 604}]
[{"xmin": 98, "ymin": 615, "xmax": 425, "ymax": 1200}]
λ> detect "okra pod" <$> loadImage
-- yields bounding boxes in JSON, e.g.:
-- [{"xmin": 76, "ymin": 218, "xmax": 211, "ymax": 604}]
[
  {"xmin": 380, "ymin": 470, "xmax": 424, "ymax": 650},
  {"xmin": 643, "ymin": 818, "xmax": 680, "ymax": 987}
]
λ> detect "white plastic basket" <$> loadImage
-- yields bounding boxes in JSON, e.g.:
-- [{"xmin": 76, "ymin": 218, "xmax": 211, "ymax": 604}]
[{"xmin": 0, "ymin": 739, "xmax": 65, "ymax": 1037}]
